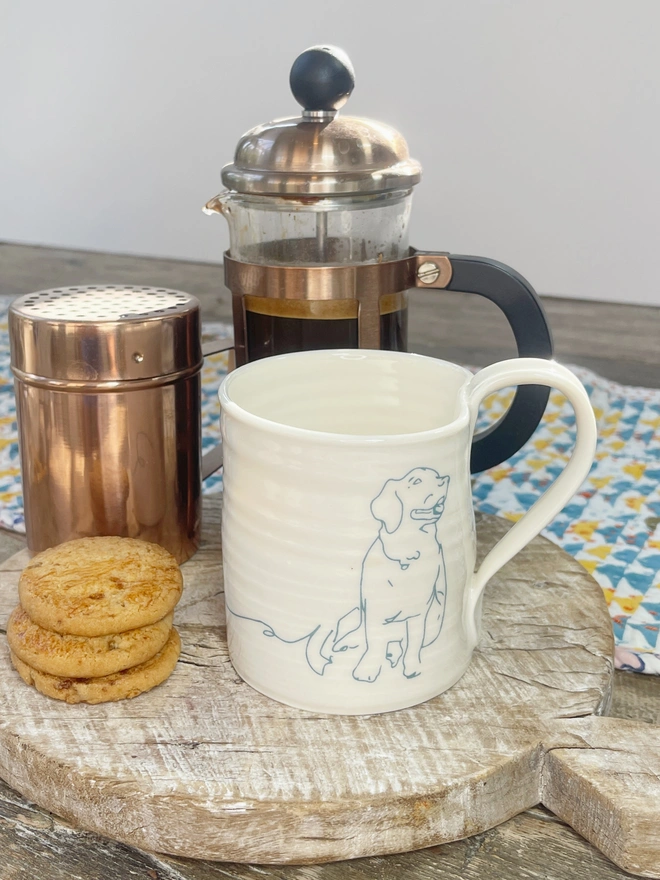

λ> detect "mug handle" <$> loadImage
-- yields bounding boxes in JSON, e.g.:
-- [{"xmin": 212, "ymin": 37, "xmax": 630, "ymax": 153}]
[
  {"xmin": 419, "ymin": 253, "xmax": 554, "ymax": 473},
  {"xmin": 462, "ymin": 358, "xmax": 598, "ymax": 650},
  {"xmin": 200, "ymin": 337, "xmax": 234, "ymax": 479}
]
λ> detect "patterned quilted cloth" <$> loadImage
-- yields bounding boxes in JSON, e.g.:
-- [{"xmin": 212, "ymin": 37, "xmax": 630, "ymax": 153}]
[
  {"xmin": 0, "ymin": 300, "xmax": 658, "ymax": 674},
  {"xmin": 472, "ymin": 371, "xmax": 660, "ymax": 674}
]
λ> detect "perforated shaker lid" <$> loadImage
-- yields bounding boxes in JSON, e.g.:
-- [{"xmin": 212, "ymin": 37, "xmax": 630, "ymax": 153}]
[{"xmin": 9, "ymin": 285, "xmax": 201, "ymax": 384}]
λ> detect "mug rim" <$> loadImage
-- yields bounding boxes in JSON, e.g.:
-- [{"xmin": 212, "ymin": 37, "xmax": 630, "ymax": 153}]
[{"xmin": 219, "ymin": 349, "xmax": 474, "ymax": 445}]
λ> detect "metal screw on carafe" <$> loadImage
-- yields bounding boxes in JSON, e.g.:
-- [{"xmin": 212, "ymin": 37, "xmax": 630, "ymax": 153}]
[{"xmin": 417, "ymin": 262, "xmax": 442, "ymax": 285}]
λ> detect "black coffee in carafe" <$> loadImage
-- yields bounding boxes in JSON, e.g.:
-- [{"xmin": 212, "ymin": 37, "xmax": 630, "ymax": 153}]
[{"xmin": 244, "ymin": 298, "xmax": 407, "ymax": 361}]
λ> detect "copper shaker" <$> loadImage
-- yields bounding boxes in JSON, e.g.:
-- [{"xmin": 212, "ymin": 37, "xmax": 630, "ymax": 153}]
[{"xmin": 9, "ymin": 285, "xmax": 214, "ymax": 564}]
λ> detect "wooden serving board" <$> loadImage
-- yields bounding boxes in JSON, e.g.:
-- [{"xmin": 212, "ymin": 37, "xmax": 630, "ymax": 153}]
[{"xmin": 0, "ymin": 497, "xmax": 659, "ymax": 877}]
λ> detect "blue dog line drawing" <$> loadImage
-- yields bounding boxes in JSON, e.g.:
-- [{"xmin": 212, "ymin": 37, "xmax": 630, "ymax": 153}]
[{"xmin": 227, "ymin": 467, "xmax": 450, "ymax": 683}]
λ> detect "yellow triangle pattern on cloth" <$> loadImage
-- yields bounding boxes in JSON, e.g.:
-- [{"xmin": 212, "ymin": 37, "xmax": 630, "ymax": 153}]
[
  {"xmin": 602, "ymin": 587, "xmax": 615, "ymax": 605},
  {"xmin": 623, "ymin": 463, "xmax": 646, "ymax": 481},
  {"xmin": 607, "ymin": 440, "xmax": 626, "ymax": 451},
  {"xmin": 488, "ymin": 467, "xmax": 512, "ymax": 482},
  {"xmin": 580, "ymin": 559, "xmax": 599, "ymax": 574},
  {"xmin": 504, "ymin": 512, "xmax": 524, "ymax": 523},
  {"xmin": 568, "ymin": 521, "xmax": 600, "ymax": 540},
  {"xmin": 612, "ymin": 595, "xmax": 645, "ymax": 615},
  {"xmin": 589, "ymin": 476, "xmax": 613, "ymax": 489},
  {"xmin": 527, "ymin": 459, "xmax": 550, "ymax": 471}
]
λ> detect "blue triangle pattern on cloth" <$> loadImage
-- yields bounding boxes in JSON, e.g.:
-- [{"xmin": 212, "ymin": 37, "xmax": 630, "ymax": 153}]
[
  {"xmin": 592, "ymin": 524, "xmax": 622, "ymax": 544},
  {"xmin": 514, "ymin": 492, "xmax": 540, "ymax": 510},
  {"xmin": 510, "ymin": 471, "xmax": 529, "ymax": 486},
  {"xmin": 545, "ymin": 519, "xmax": 569, "ymax": 539},
  {"xmin": 636, "ymin": 554, "xmax": 660, "ymax": 573},
  {"xmin": 561, "ymin": 503, "xmax": 585, "ymax": 520},
  {"xmin": 476, "ymin": 503, "xmax": 500, "ymax": 516},
  {"xmin": 641, "ymin": 603, "xmax": 660, "ymax": 620},
  {"xmin": 472, "ymin": 483, "xmax": 493, "ymax": 501},
  {"xmin": 611, "ymin": 617, "xmax": 627, "ymax": 642},
  {"xmin": 612, "ymin": 547, "xmax": 641, "ymax": 564},
  {"xmin": 621, "ymin": 570, "xmax": 657, "ymax": 593},
  {"xmin": 624, "ymin": 621, "xmax": 659, "ymax": 648},
  {"xmin": 596, "ymin": 564, "xmax": 628, "ymax": 588}
]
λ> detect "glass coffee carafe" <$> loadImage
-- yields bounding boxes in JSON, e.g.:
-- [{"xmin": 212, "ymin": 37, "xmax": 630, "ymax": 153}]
[
  {"xmin": 206, "ymin": 46, "xmax": 553, "ymax": 472},
  {"xmin": 207, "ymin": 188, "xmax": 413, "ymax": 359}
]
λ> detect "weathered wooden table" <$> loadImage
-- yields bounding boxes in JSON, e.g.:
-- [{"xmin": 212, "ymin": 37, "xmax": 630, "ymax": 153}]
[{"xmin": 1, "ymin": 242, "xmax": 659, "ymax": 880}]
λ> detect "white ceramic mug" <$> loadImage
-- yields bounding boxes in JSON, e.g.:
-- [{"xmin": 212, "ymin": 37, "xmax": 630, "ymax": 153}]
[{"xmin": 219, "ymin": 350, "xmax": 597, "ymax": 715}]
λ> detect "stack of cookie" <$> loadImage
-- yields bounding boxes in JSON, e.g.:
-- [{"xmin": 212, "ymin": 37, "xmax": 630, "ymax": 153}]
[{"xmin": 7, "ymin": 536, "xmax": 182, "ymax": 704}]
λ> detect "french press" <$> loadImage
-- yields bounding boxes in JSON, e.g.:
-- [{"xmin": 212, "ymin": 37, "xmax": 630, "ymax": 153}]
[{"xmin": 206, "ymin": 46, "xmax": 553, "ymax": 472}]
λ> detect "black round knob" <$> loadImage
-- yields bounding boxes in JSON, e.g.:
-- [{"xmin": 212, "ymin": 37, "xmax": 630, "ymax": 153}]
[{"xmin": 289, "ymin": 45, "xmax": 355, "ymax": 113}]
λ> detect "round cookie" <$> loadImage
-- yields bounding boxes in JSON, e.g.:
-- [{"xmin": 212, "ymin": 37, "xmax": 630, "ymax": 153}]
[
  {"xmin": 10, "ymin": 628, "xmax": 181, "ymax": 704},
  {"xmin": 7, "ymin": 605, "xmax": 173, "ymax": 678},
  {"xmin": 18, "ymin": 537, "xmax": 183, "ymax": 637}
]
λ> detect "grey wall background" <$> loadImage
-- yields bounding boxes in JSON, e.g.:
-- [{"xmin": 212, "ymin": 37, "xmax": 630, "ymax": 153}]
[{"xmin": 1, "ymin": 0, "xmax": 659, "ymax": 305}]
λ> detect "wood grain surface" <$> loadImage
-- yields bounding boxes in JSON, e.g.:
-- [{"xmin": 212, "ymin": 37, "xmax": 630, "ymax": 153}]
[
  {"xmin": 543, "ymin": 716, "xmax": 660, "ymax": 877},
  {"xmin": 0, "ymin": 496, "xmax": 626, "ymax": 867}
]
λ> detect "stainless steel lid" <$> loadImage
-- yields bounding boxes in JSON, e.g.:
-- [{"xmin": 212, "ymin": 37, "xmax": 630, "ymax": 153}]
[
  {"xmin": 221, "ymin": 46, "xmax": 422, "ymax": 197},
  {"xmin": 9, "ymin": 285, "xmax": 201, "ymax": 385}
]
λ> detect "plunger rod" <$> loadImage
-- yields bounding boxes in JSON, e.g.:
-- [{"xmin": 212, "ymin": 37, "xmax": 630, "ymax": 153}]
[{"xmin": 316, "ymin": 210, "xmax": 328, "ymax": 260}]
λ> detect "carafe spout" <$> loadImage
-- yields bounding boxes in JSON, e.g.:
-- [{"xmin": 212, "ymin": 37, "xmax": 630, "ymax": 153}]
[{"xmin": 203, "ymin": 193, "xmax": 228, "ymax": 216}]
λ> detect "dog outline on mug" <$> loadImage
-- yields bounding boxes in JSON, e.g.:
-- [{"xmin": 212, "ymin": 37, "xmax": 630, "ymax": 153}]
[
  {"xmin": 226, "ymin": 467, "xmax": 449, "ymax": 681},
  {"xmin": 333, "ymin": 467, "xmax": 449, "ymax": 682}
]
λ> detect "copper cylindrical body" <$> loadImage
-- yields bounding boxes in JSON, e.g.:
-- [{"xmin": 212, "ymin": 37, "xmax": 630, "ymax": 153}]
[{"xmin": 9, "ymin": 286, "xmax": 203, "ymax": 563}]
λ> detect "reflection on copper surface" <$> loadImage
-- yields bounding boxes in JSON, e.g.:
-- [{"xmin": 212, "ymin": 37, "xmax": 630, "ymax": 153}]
[{"xmin": 15, "ymin": 379, "xmax": 201, "ymax": 564}]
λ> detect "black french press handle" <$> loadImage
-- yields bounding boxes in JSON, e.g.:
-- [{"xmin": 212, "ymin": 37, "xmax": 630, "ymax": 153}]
[{"xmin": 443, "ymin": 254, "xmax": 554, "ymax": 473}]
